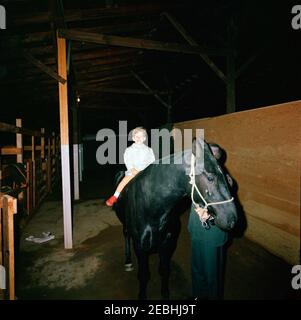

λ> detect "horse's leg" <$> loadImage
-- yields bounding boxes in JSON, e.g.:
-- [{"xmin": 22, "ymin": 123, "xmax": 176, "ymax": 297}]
[
  {"xmin": 159, "ymin": 220, "xmax": 181, "ymax": 300},
  {"xmin": 135, "ymin": 248, "xmax": 150, "ymax": 300},
  {"xmin": 123, "ymin": 228, "xmax": 133, "ymax": 271},
  {"xmin": 158, "ymin": 239, "xmax": 174, "ymax": 300}
]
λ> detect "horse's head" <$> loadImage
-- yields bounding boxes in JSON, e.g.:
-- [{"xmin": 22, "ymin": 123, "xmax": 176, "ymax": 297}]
[{"xmin": 189, "ymin": 138, "xmax": 237, "ymax": 231}]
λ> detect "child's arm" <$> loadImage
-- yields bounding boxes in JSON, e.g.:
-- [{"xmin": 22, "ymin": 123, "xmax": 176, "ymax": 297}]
[{"xmin": 124, "ymin": 148, "xmax": 134, "ymax": 171}]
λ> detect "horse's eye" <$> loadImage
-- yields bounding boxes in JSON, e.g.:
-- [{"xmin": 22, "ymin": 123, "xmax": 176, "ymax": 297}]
[{"xmin": 207, "ymin": 174, "xmax": 215, "ymax": 182}]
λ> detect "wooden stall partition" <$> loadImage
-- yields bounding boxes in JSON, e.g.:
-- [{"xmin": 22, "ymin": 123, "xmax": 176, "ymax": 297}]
[
  {"xmin": 174, "ymin": 100, "xmax": 301, "ymax": 265},
  {"xmin": 0, "ymin": 120, "xmax": 60, "ymax": 217},
  {"xmin": 0, "ymin": 194, "xmax": 17, "ymax": 300}
]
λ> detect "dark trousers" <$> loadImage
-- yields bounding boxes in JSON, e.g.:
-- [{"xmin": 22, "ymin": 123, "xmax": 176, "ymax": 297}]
[{"xmin": 191, "ymin": 239, "xmax": 226, "ymax": 300}]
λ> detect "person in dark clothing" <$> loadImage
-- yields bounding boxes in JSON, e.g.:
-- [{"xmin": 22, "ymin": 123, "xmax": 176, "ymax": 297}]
[{"xmin": 188, "ymin": 205, "xmax": 228, "ymax": 300}]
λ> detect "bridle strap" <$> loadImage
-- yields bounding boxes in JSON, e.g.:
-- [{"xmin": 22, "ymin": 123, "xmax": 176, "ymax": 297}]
[{"xmin": 189, "ymin": 153, "xmax": 234, "ymax": 227}]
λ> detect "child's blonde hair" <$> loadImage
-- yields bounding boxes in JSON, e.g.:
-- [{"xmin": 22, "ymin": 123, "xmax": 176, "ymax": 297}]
[{"xmin": 132, "ymin": 127, "xmax": 147, "ymax": 138}]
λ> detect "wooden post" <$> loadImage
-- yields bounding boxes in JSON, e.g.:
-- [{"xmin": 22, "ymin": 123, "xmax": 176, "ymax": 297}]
[
  {"xmin": 26, "ymin": 161, "xmax": 31, "ymax": 215},
  {"xmin": 40, "ymin": 128, "xmax": 45, "ymax": 160},
  {"xmin": 51, "ymin": 132, "xmax": 56, "ymax": 188},
  {"xmin": 31, "ymin": 136, "xmax": 36, "ymax": 208},
  {"xmin": 73, "ymin": 102, "xmax": 80, "ymax": 200},
  {"xmin": 79, "ymin": 144, "xmax": 83, "ymax": 182},
  {"xmin": 16, "ymin": 119, "xmax": 23, "ymax": 163},
  {"xmin": 2, "ymin": 195, "xmax": 17, "ymax": 300},
  {"xmin": 226, "ymin": 53, "xmax": 236, "ymax": 113},
  {"xmin": 57, "ymin": 34, "xmax": 73, "ymax": 249},
  {"xmin": 226, "ymin": 19, "xmax": 236, "ymax": 114},
  {"xmin": 47, "ymin": 137, "xmax": 51, "ymax": 192}
]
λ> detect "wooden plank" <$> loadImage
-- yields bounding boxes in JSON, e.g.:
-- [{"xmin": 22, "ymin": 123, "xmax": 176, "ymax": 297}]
[
  {"xmin": 162, "ymin": 12, "xmax": 226, "ymax": 82},
  {"xmin": 0, "ymin": 122, "xmax": 41, "ymax": 137},
  {"xmin": 23, "ymin": 51, "xmax": 66, "ymax": 84},
  {"xmin": 57, "ymin": 34, "xmax": 73, "ymax": 249},
  {"xmin": 58, "ymin": 29, "xmax": 230, "ymax": 56},
  {"xmin": 0, "ymin": 147, "xmax": 22, "ymax": 155},
  {"xmin": 79, "ymin": 87, "xmax": 169, "ymax": 95}
]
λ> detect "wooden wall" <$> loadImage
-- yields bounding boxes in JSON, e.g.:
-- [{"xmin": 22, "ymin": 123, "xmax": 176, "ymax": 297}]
[{"xmin": 174, "ymin": 100, "xmax": 301, "ymax": 265}]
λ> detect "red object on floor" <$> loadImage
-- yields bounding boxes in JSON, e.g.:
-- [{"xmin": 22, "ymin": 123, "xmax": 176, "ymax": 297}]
[{"xmin": 106, "ymin": 195, "xmax": 118, "ymax": 207}]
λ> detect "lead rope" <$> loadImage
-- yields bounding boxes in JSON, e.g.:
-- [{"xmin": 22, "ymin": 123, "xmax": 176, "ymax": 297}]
[{"xmin": 189, "ymin": 153, "xmax": 234, "ymax": 228}]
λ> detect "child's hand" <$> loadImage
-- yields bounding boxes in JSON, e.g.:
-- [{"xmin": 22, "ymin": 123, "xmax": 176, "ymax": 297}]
[{"xmin": 195, "ymin": 206, "xmax": 210, "ymax": 220}]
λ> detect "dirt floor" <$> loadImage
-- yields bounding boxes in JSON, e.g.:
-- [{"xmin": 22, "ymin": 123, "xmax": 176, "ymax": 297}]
[{"xmin": 15, "ymin": 168, "xmax": 299, "ymax": 300}]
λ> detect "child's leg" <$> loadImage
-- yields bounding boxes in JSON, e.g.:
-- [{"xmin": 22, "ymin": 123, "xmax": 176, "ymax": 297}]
[
  {"xmin": 106, "ymin": 171, "xmax": 138, "ymax": 206},
  {"xmin": 116, "ymin": 174, "xmax": 135, "ymax": 193}
]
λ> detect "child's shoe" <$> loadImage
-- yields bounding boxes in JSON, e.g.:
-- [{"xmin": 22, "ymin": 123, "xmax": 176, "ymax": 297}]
[{"xmin": 105, "ymin": 195, "xmax": 118, "ymax": 207}]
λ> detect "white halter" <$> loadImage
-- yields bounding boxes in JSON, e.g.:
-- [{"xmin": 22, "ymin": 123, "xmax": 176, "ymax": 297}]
[{"xmin": 189, "ymin": 153, "xmax": 234, "ymax": 228}]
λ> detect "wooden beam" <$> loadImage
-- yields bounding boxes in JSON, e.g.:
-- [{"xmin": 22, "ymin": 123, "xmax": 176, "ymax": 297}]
[
  {"xmin": 0, "ymin": 147, "xmax": 22, "ymax": 156},
  {"xmin": 162, "ymin": 12, "xmax": 226, "ymax": 83},
  {"xmin": 13, "ymin": 3, "xmax": 186, "ymax": 26},
  {"xmin": 57, "ymin": 34, "xmax": 73, "ymax": 249},
  {"xmin": 79, "ymin": 87, "xmax": 169, "ymax": 96},
  {"xmin": 79, "ymin": 104, "xmax": 150, "ymax": 111},
  {"xmin": 58, "ymin": 29, "xmax": 230, "ymax": 56},
  {"xmin": 236, "ymin": 50, "xmax": 262, "ymax": 79},
  {"xmin": 131, "ymin": 71, "xmax": 171, "ymax": 110},
  {"xmin": 0, "ymin": 122, "xmax": 42, "ymax": 137},
  {"xmin": 23, "ymin": 51, "xmax": 66, "ymax": 84}
]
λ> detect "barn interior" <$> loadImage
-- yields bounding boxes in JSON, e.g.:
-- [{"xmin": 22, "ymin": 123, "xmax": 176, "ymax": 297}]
[{"xmin": 0, "ymin": 0, "xmax": 300, "ymax": 301}]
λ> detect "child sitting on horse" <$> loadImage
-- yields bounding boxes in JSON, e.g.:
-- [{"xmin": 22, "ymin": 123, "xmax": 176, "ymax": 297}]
[{"xmin": 105, "ymin": 127, "xmax": 155, "ymax": 207}]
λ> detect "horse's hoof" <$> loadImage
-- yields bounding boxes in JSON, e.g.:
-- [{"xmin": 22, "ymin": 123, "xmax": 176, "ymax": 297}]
[{"xmin": 124, "ymin": 263, "xmax": 134, "ymax": 272}]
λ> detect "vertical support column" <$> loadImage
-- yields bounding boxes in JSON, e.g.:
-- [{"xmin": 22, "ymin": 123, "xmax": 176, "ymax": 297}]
[
  {"xmin": 51, "ymin": 132, "xmax": 56, "ymax": 188},
  {"xmin": 16, "ymin": 119, "xmax": 24, "ymax": 203},
  {"xmin": 31, "ymin": 136, "xmax": 36, "ymax": 209},
  {"xmin": 226, "ymin": 19, "xmax": 236, "ymax": 114},
  {"xmin": 3, "ymin": 195, "xmax": 17, "ymax": 300},
  {"xmin": 47, "ymin": 136, "xmax": 51, "ymax": 192},
  {"xmin": 40, "ymin": 128, "xmax": 45, "ymax": 160},
  {"xmin": 79, "ymin": 144, "xmax": 83, "ymax": 182},
  {"xmin": 57, "ymin": 34, "xmax": 73, "ymax": 249},
  {"xmin": 16, "ymin": 119, "xmax": 23, "ymax": 163},
  {"xmin": 73, "ymin": 103, "xmax": 80, "ymax": 200},
  {"xmin": 26, "ymin": 160, "xmax": 32, "ymax": 215}
]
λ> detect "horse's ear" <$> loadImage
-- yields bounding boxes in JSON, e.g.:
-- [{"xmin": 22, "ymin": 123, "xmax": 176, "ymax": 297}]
[{"xmin": 209, "ymin": 143, "xmax": 225, "ymax": 162}]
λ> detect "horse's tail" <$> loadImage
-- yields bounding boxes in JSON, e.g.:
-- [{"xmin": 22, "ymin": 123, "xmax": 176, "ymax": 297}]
[{"xmin": 140, "ymin": 225, "xmax": 153, "ymax": 251}]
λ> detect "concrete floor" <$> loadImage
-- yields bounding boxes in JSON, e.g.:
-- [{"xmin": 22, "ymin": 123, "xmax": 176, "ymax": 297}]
[
  {"xmin": 16, "ymin": 195, "xmax": 298, "ymax": 300},
  {"xmin": 14, "ymin": 163, "xmax": 299, "ymax": 300}
]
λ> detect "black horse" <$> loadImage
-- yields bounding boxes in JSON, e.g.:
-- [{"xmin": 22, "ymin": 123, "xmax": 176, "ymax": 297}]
[{"xmin": 113, "ymin": 137, "xmax": 237, "ymax": 299}]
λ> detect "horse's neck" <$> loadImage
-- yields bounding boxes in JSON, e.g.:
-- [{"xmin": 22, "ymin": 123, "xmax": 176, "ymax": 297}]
[{"xmin": 153, "ymin": 162, "xmax": 189, "ymax": 205}]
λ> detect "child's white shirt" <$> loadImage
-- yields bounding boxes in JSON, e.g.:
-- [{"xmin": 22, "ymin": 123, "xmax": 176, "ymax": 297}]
[{"xmin": 124, "ymin": 143, "xmax": 155, "ymax": 175}]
